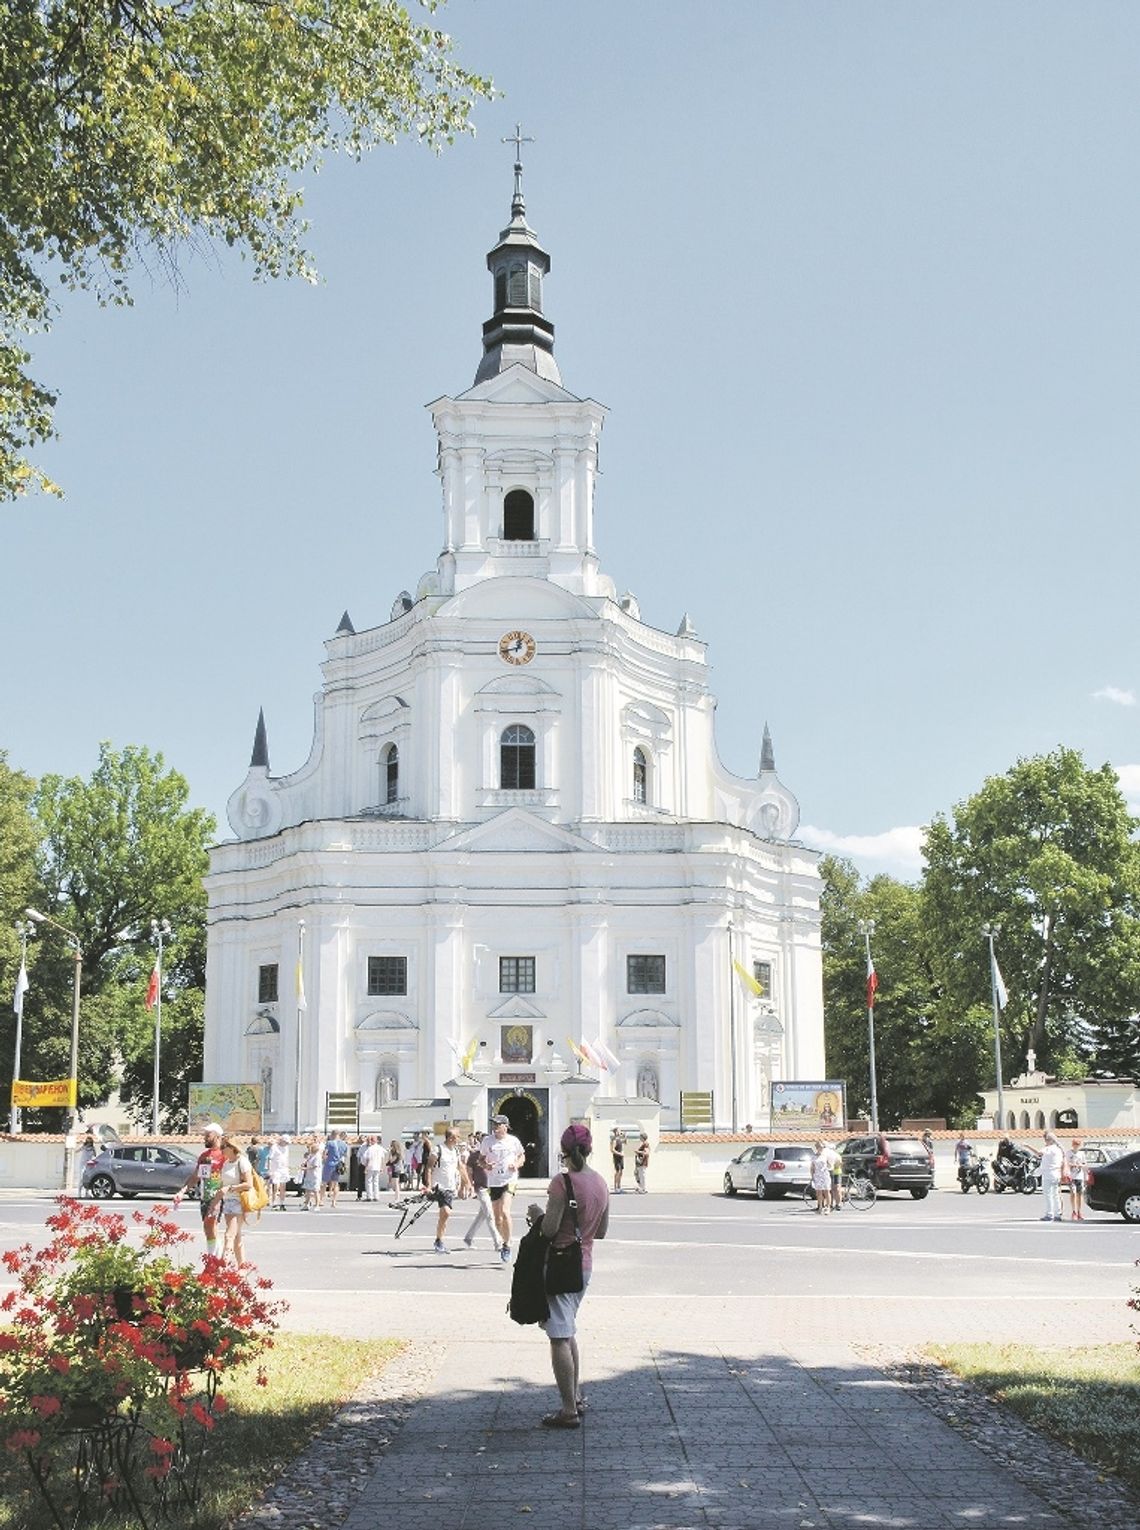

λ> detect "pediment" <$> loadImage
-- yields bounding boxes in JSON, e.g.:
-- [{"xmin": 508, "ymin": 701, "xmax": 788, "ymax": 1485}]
[
  {"xmin": 356, "ymin": 1008, "xmax": 418, "ymax": 1032},
  {"xmin": 486, "ymin": 995, "xmax": 546, "ymax": 1020},
  {"xmin": 616, "ymin": 1008, "xmax": 680, "ymax": 1029},
  {"xmin": 456, "ymin": 365, "xmax": 583, "ymax": 406},
  {"xmin": 360, "ymin": 696, "xmax": 410, "ymax": 723},
  {"xmin": 245, "ymin": 1012, "xmax": 280, "ymax": 1036},
  {"xmin": 477, "ymin": 673, "xmax": 560, "ymax": 697},
  {"xmin": 440, "ymin": 808, "xmax": 598, "ymax": 855}
]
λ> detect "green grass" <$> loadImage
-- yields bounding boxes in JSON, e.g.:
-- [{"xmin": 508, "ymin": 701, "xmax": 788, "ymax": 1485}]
[
  {"xmin": 0, "ymin": 1332, "xmax": 405, "ymax": 1530},
  {"xmin": 929, "ymin": 1342, "xmax": 1140, "ymax": 1497}
]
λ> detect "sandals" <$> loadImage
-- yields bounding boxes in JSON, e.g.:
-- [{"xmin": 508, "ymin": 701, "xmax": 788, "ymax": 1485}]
[
  {"xmin": 541, "ymin": 1412, "xmax": 581, "ymax": 1429},
  {"xmin": 576, "ymin": 1394, "xmax": 588, "ymax": 1414}
]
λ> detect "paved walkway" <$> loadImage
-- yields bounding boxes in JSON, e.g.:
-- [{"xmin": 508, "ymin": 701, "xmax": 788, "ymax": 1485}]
[{"xmin": 333, "ymin": 1331, "xmax": 1079, "ymax": 1530}]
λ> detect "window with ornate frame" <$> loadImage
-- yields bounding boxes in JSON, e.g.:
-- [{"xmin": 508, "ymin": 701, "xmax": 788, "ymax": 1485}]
[
  {"xmin": 633, "ymin": 747, "xmax": 648, "ymax": 804},
  {"xmin": 500, "ymin": 724, "xmax": 536, "ymax": 789},
  {"xmin": 752, "ymin": 961, "xmax": 773, "ymax": 1000},
  {"xmin": 257, "ymin": 963, "xmax": 279, "ymax": 1004}
]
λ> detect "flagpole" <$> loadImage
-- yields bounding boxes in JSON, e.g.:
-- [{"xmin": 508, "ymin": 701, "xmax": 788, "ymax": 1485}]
[
  {"xmin": 858, "ymin": 919, "xmax": 879, "ymax": 1133},
  {"xmin": 11, "ymin": 921, "xmax": 32, "ymax": 1134},
  {"xmin": 982, "ymin": 924, "xmax": 1006, "ymax": 1130},
  {"xmin": 293, "ymin": 921, "xmax": 305, "ymax": 1132},
  {"xmin": 150, "ymin": 919, "xmax": 171, "ymax": 1136},
  {"xmin": 728, "ymin": 922, "xmax": 739, "ymax": 1133}
]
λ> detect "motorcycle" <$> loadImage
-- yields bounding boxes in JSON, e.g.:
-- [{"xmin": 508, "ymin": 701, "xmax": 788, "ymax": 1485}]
[
  {"xmin": 958, "ymin": 1153, "xmax": 990, "ymax": 1194},
  {"xmin": 992, "ymin": 1153, "xmax": 1040, "ymax": 1195}
]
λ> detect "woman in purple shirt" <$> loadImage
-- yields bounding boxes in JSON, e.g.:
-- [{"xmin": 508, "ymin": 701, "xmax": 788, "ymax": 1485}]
[{"xmin": 537, "ymin": 1123, "xmax": 610, "ymax": 1428}]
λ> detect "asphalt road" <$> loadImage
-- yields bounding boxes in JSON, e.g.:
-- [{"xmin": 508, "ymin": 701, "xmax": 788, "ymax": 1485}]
[{"xmin": 2, "ymin": 1184, "xmax": 1135, "ymax": 1348}]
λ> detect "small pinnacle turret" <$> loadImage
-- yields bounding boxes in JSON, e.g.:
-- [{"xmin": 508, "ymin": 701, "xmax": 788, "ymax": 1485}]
[
  {"xmin": 250, "ymin": 708, "xmax": 270, "ymax": 771},
  {"xmin": 336, "ymin": 610, "xmax": 355, "ymax": 636},
  {"xmin": 760, "ymin": 723, "xmax": 776, "ymax": 774}
]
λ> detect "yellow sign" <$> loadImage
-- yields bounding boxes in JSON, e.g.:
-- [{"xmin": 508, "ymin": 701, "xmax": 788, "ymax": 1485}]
[{"xmin": 11, "ymin": 1078, "xmax": 77, "ymax": 1108}]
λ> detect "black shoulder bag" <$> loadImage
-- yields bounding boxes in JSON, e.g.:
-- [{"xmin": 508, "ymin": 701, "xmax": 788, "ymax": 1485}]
[{"xmin": 544, "ymin": 1172, "xmax": 584, "ymax": 1295}]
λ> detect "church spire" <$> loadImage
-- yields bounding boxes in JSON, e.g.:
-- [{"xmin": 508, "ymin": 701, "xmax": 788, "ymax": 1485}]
[
  {"xmin": 474, "ymin": 124, "xmax": 561, "ymax": 386},
  {"xmin": 760, "ymin": 722, "xmax": 776, "ymax": 774}
]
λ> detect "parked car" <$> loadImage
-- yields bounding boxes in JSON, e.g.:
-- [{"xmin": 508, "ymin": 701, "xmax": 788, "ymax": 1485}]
[
  {"xmin": 1085, "ymin": 1150, "xmax": 1140, "ymax": 1223},
  {"xmin": 839, "ymin": 1134, "xmax": 934, "ymax": 1198},
  {"xmin": 723, "ymin": 1143, "xmax": 814, "ymax": 1199},
  {"xmin": 82, "ymin": 1144, "xmax": 197, "ymax": 1200}
]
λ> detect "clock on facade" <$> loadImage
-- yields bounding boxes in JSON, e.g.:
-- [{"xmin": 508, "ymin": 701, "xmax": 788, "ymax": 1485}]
[{"xmin": 498, "ymin": 630, "xmax": 537, "ymax": 665}]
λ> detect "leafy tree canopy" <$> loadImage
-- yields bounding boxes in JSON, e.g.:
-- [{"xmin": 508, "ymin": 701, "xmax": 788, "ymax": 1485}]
[
  {"xmin": 1, "ymin": 0, "xmax": 492, "ymax": 497},
  {"xmin": 922, "ymin": 747, "xmax": 1140, "ymax": 1077}
]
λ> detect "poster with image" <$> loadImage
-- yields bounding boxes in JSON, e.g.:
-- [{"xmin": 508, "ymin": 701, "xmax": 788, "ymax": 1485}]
[
  {"xmin": 188, "ymin": 1083, "xmax": 263, "ymax": 1135},
  {"xmin": 769, "ymin": 1081, "xmax": 846, "ymax": 1133}
]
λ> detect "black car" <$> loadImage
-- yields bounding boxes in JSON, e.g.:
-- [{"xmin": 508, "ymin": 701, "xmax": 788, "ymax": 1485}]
[
  {"xmin": 839, "ymin": 1133, "xmax": 934, "ymax": 1198},
  {"xmin": 1085, "ymin": 1150, "xmax": 1140, "ymax": 1223}
]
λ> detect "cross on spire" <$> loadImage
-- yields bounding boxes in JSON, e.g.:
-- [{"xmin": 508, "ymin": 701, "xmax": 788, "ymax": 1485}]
[{"xmin": 502, "ymin": 121, "xmax": 534, "ymax": 215}]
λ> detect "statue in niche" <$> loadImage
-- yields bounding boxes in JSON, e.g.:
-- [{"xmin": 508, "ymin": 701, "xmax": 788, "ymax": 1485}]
[
  {"xmin": 259, "ymin": 1060, "xmax": 273, "ymax": 1114},
  {"xmin": 374, "ymin": 1065, "xmax": 398, "ymax": 1110},
  {"xmin": 636, "ymin": 1062, "xmax": 659, "ymax": 1102},
  {"xmin": 759, "ymin": 800, "xmax": 780, "ymax": 837}
]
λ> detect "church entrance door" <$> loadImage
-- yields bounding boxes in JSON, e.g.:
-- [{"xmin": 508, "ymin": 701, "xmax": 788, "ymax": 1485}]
[{"xmin": 488, "ymin": 1087, "xmax": 548, "ymax": 1179}]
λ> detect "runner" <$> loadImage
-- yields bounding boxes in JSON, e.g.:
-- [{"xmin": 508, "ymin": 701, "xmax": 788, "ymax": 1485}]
[{"xmin": 480, "ymin": 1113, "xmax": 525, "ymax": 1263}]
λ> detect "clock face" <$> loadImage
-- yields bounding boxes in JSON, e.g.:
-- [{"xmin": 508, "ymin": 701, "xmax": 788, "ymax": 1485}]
[{"xmin": 498, "ymin": 630, "xmax": 537, "ymax": 665}]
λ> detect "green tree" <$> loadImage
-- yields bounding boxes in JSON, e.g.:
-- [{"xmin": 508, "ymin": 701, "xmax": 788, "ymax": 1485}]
[
  {"xmin": 15, "ymin": 743, "xmax": 215, "ymax": 1122},
  {"xmin": 821, "ymin": 856, "xmax": 989, "ymax": 1127},
  {"xmin": 922, "ymin": 747, "xmax": 1140, "ymax": 1079},
  {"xmin": 0, "ymin": 753, "xmax": 39, "ymax": 1102},
  {"xmin": 2, "ymin": 0, "xmax": 491, "ymax": 498}
]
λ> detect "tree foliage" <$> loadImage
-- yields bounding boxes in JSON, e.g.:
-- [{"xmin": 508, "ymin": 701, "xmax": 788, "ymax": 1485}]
[
  {"xmin": 922, "ymin": 747, "xmax": 1140, "ymax": 1078},
  {"xmin": 1, "ymin": 0, "xmax": 492, "ymax": 497},
  {"xmin": 3, "ymin": 742, "xmax": 214, "ymax": 1125}
]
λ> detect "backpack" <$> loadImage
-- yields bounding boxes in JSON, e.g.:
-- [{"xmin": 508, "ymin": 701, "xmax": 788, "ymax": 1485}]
[
  {"xmin": 507, "ymin": 1221, "xmax": 550, "ymax": 1326},
  {"xmin": 240, "ymin": 1167, "xmax": 270, "ymax": 1218}
]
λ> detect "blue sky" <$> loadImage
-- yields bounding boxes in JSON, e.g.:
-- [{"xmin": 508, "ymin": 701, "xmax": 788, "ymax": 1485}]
[{"xmin": 5, "ymin": 2, "xmax": 1140, "ymax": 880}]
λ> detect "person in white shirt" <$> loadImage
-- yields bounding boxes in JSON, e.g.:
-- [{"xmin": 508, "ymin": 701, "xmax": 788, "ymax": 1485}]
[
  {"xmin": 1039, "ymin": 1130, "xmax": 1065, "ymax": 1222},
  {"xmin": 361, "ymin": 1135, "xmax": 386, "ymax": 1202},
  {"xmin": 479, "ymin": 1113, "xmax": 526, "ymax": 1263},
  {"xmin": 824, "ymin": 1141, "xmax": 843, "ymax": 1210},
  {"xmin": 429, "ymin": 1130, "xmax": 471, "ymax": 1252},
  {"xmin": 267, "ymin": 1134, "xmax": 291, "ymax": 1211}
]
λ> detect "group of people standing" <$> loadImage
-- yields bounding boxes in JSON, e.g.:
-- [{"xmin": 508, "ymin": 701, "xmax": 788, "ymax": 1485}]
[{"xmin": 608, "ymin": 1128, "xmax": 650, "ymax": 1193}]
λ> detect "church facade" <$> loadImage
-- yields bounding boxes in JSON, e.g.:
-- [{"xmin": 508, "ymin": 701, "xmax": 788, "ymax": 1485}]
[{"xmin": 203, "ymin": 161, "xmax": 825, "ymax": 1171}]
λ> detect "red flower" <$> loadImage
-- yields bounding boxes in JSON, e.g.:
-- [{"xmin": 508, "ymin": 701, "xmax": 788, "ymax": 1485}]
[
  {"xmin": 212, "ymin": 1394, "xmax": 228, "ymax": 1414},
  {"xmin": 48, "ymin": 1355, "xmax": 70, "ymax": 1375},
  {"xmin": 29, "ymin": 1395, "xmax": 62, "ymax": 1419},
  {"xmin": 6, "ymin": 1430, "xmax": 42, "ymax": 1454},
  {"xmin": 150, "ymin": 1437, "xmax": 176, "ymax": 1455},
  {"xmin": 0, "ymin": 1334, "xmax": 18, "ymax": 1353},
  {"xmin": 190, "ymin": 1403, "xmax": 215, "ymax": 1431}
]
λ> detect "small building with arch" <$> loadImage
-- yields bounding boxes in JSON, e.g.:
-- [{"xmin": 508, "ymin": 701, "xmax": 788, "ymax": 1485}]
[
  {"xmin": 203, "ymin": 163, "xmax": 824, "ymax": 1168},
  {"xmin": 979, "ymin": 1066, "xmax": 1140, "ymax": 1133}
]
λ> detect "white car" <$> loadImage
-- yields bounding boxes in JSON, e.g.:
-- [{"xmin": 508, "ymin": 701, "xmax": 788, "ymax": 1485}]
[{"xmin": 723, "ymin": 1143, "xmax": 814, "ymax": 1200}]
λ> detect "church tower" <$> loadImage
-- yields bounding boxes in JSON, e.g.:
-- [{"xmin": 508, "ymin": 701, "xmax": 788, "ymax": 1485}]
[{"xmin": 204, "ymin": 141, "xmax": 824, "ymax": 1162}]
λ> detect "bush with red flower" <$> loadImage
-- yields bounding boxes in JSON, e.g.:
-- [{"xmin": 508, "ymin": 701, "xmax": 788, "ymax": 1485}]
[{"xmin": 0, "ymin": 1198, "xmax": 284, "ymax": 1522}]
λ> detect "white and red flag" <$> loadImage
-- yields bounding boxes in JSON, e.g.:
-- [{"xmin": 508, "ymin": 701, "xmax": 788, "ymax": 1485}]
[
  {"xmin": 145, "ymin": 964, "xmax": 159, "ymax": 1011},
  {"xmin": 866, "ymin": 955, "xmax": 878, "ymax": 1009}
]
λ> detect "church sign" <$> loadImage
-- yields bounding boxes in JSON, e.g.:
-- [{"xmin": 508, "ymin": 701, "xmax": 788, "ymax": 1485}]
[
  {"xmin": 500, "ymin": 1072, "xmax": 536, "ymax": 1084},
  {"xmin": 769, "ymin": 1081, "xmax": 846, "ymax": 1133}
]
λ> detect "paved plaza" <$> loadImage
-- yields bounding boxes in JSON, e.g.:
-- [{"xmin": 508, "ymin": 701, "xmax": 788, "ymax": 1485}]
[{"xmin": 2, "ymin": 1188, "xmax": 1137, "ymax": 1528}]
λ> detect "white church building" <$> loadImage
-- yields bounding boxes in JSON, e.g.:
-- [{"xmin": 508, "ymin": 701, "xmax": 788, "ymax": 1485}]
[{"xmin": 203, "ymin": 155, "xmax": 825, "ymax": 1173}]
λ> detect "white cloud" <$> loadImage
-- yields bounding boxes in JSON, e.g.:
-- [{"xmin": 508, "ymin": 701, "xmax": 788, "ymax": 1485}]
[
  {"xmin": 800, "ymin": 823, "xmax": 925, "ymax": 872},
  {"xmin": 1093, "ymin": 685, "xmax": 1136, "ymax": 707},
  {"xmin": 1115, "ymin": 763, "xmax": 1140, "ymax": 809}
]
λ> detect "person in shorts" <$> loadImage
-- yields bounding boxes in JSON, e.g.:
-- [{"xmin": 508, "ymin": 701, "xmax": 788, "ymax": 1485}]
[
  {"xmin": 430, "ymin": 1129, "xmax": 470, "ymax": 1252},
  {"xmin": 634, "ymin": 1134, "xmax": 650, "ymax": 1193},
  {"xmin": 535, "ymin": 1123, "xmax": 609, "ymax": 1429},
  {"xmin": 480, "ymin": 1113, "xmax": 525, "ymax": 1263},
  {"xmin": 174, "ymin": 1124, "xmax": 226, "ymax": 1255},
  {"xmin": 267, "ymin": 1134, "xmax": 291, "ymax": 1210}
]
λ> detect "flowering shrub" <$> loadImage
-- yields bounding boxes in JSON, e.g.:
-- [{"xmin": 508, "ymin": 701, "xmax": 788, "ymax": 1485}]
[{"xmin": 0, "ymin": 1198, "xmax": 284, "ymax": 1524}]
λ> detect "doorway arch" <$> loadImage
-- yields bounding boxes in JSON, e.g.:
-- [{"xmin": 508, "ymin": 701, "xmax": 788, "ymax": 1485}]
[{"xmin": 488, "ymin": 1087, "xmax": 549, "ymax": 1178}]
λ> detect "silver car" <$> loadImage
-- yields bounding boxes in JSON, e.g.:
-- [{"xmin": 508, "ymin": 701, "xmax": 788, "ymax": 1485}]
[
  {"xmin": 82, "ymin": 1145, "xmax": 197, "ymax": 1200},
  {"xmin": 723, "ymin": 1143, "xmax": 814, "ymax": 1200}
]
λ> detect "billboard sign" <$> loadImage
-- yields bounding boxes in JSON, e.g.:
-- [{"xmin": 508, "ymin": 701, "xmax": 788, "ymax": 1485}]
[{"xmin": 769, "ymin": 1081, "xmax": 846, "ymax": 1132}]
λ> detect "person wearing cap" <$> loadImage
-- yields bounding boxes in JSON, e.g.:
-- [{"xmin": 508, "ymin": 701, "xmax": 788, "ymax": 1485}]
[
  {"xmin": 480, "ymin": 1113, "xmax": 526, "ymax": 1263},
  {"xmin": 535, "ymin": 1123, "xmax": 609, "ymax": 1429},
  {"xmin": 174, "ymin": 1124, "xmax": 226, "ymax": 1254}
]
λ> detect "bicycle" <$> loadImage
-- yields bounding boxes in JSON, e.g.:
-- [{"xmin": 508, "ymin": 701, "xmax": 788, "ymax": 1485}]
[{"xmin": 802, "ymin": 1173, "xmax": 876, "ymax": 1210}]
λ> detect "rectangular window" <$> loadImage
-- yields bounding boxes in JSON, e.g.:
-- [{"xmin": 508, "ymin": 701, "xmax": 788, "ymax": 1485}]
[
  {"xmin": 367, "ymin": 956, "xmax": 408, "ymax": 996},
  {"xmin": 627, "ymin": 955, "xmax": 666, "ymax": 994},
  {"xmin": 752, "ymin": 961, "xmax": 773, "ymax": 999},
  {"xmin": 499, "ymin": 956, "xmax": 536, "ymax": 994},
  {"xmin": 258, "ymin": 963, "xmax": 279, "ymax": 1004}
]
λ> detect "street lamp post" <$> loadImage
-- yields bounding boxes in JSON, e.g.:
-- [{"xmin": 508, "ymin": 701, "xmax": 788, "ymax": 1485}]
[
  {"xmin": 858, "ymin": 919, "xmax": 879, "ymax": 1133},
  {"xmin": 150, "ymin": 919, "xmax": 172, "ymax": 1136},
  {"xmin": 26, "ymin": 907, "xmax": 82, "ymax": 1131},
  {"xmin": 10, "ymin": 920, "xmax": 33, "ymax": 1134},
  {"xmin": 982, "ymin": 924, "xmax": 1006, "ymax": 1131}
]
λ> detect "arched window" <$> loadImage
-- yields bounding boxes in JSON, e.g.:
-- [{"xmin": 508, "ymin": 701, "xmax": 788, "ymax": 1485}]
[
  {"xmin": 1019, "ymin": 1110, "xmax": 1030, "ymax": 1129},
  {"xmin": 501, "ymin": 724, "xmax": 536, "ymax": 790},
  {"xmin": 383, "ymin": 744, "xmax": 399, "ymax": 805},
  {"xmin": 1006, "ymin": 1110, "xmax": 1016, "ymax": 1130},
  {"xmin": 633, "ymin": 747, "xmax": 648, "ymax": 805},
  {"xmin": 504, "ymin": 489, "xmax": 535, "ymax": 540},
  {"xmin": 1034, "ymin": 1110, "xmax": 1045, "ymax": 1130}
]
